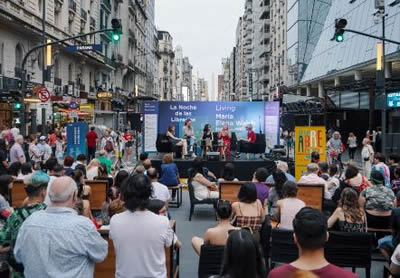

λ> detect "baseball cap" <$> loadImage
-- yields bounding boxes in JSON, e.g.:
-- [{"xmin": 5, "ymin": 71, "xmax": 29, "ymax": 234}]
[{"xmin": 39, "ymin": 136, "xmax": 46, "ymax": 141}]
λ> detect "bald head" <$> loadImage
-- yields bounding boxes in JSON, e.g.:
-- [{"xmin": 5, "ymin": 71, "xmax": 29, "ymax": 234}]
[
  {"xmin": 49, "ymin": 177, "xmax": 78, "ymax": 206},
  {"xmin": 307, "ymin": 163, "xmax": 319, "ymax": 174}
]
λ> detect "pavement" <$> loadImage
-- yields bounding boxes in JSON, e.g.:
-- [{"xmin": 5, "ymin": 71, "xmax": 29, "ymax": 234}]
[{"xmin": 168, "ymin": 189, "xmax": 386, "ymax": 278}]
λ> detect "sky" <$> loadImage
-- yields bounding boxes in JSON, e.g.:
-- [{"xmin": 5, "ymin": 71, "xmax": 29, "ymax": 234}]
[{"xmin": 155, "ymin": 0, "xmax": 244, "ymax": 100}]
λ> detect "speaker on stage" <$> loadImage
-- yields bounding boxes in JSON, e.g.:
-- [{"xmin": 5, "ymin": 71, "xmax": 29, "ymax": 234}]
[{"xmin": 206, "ymin": 152, "xmax": 220, "ymax": 161}]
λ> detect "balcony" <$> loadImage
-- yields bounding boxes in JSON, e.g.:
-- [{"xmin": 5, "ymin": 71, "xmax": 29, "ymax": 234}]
[
  {"xmin": 90, "ymin": 17, "xmax": 96, "ymax": 27},
  {"xmin": 104, "ymin": 56, "xmax": 115, "ymax": 68},
  {"xmin": 80, "ymin": 9, "xmax": 87, "ymax": 22},
  {"xmin": 54, "ymin": 77, "xmax": 62, "ymax": 86},
  {"xmin": 14, "ymin": 67, "xmax": 23, "ymax": 79},
  {"xmin": 101, "ymin": 0, "xmax": 111, "ymax": 11},
  {"xmin": 68, "ymin": 0, "xmax": 77, "ymax": 13}
]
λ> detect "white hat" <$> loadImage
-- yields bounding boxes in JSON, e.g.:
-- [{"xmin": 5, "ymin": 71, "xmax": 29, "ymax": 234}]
[{"xmin": 39, "ymin": 136, "xmax": 46, "ymax": 141}]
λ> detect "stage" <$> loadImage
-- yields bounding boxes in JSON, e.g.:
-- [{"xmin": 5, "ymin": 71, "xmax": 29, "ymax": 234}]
[{"xmin": 151, "ymin": 157, "xmax": 288, "ymax": 180}]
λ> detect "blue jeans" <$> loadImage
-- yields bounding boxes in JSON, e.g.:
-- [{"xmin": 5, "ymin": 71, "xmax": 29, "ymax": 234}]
[{"xmin": 378, "ymin": 235, "xmax": 394, "ymax": 250}]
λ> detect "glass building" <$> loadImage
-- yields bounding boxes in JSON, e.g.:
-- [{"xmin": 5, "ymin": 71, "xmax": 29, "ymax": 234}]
[{"xmin": 286, "ymin": 0, "xmax": 332, "ymax": 86}]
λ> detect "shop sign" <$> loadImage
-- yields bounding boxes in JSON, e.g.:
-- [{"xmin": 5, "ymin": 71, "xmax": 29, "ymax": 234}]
[
  {"xmin": 97, "ymin": 92, "xmax": 113, "ymax": 99},
  {"xmin": 80, "ymin": 103, "xmax": 94, "ymax": 111}
]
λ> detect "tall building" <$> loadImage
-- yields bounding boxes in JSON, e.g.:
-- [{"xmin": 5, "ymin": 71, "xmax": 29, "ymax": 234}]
[
  {"xmin": 0, "ymin": 0, "xmax": 161, "ymax": 130},
  {"xmin": 198, "ymin": 78, "xmax": 208, "ymax": 101},
  {"xmin": 217, "ymin": 74, "xmax": 224, "ymax": 100},
  {"xmin": 157, "ymin": 31, "xmax": 176, "ymax": 101},
  {"xmin": 174, "ymin": 46, "xmax": 193, "ymax": 101}
]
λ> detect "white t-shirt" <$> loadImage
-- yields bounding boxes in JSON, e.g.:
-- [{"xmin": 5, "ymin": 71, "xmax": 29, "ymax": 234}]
[
  {"xmin": 392, "ymin": 244, "xmax": 400, "ymax": 266},
  {"xmin": 11, "ymin": 127, "xmax": 20, "ymax": 140},
  {"xmin": 151, "ymin": 182, "xmax": 171, "ymax": 202},
  {"xmin": 110, "ymin": 210, "xmax": 174, "ymax": 278}
]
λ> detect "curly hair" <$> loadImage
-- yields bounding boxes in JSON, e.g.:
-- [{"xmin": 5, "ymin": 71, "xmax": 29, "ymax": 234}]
[{"xmin": 339, "ymin": 187, "xmax": 364, "ymax": 223}]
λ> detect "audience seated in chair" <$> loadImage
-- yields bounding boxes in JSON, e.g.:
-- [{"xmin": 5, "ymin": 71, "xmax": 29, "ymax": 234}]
[
  {"xmin": 14, "ymin": 176, "xmax": 108, "ymax": 277},
  {"xmin": 378, "ymin": 208, "xmax": 400, "ymax": 261},
  {"xmin": 232, "ymin": 182, "xmax": 265, "ymax": 232},
  {"xmin": 217, "ymin": 163, "xmax": 238, "ymax": 183},
  {"xmin": 328, "ymin": 187, "xmax": 366, "ymax": 233},
  {"xmin": 159, "ymin": 154, "xmax": 180, "ymax": 200},
  {"xmin": 0, "ymin": 171, "xmax": 48, "ymax": 278},
  {"xmin": 86, "ymin": 158, "xmax": 100, "ymax": 180},
  {"xmin": 252, "ymin": 167, "xmax": 270, "ymax": 207},
  {"xmin": 110, "ymin": 174, "xmax": 174, "ymax": 277},
  {"xmin": 148, "ymin": 199, "xmax": 181, "ymax": 249},
  {"xmin": 148, "ymin": 168, "xmax": 171, "ymax": 204},
  {"xmin": 359, "ymin": 170, "xmax": 396, "ymax": 230},
  {"xmin": 268, "ymin": 207, "xmax": 358, "ymax": 278},
  {"xmin": 189, "ymin": 157, "xmax": 219, "ymax": 201},
  {"xmin": 213, "ymin": 229, "xmax": 267, "ymax": 278},
  {"xmin": 298, "ymin": 163, "xmax": 332, "ymax": 200},
  {"xmin": 192, "ymin": 200, "xmax": 239, "ymax": 255},
  {"xmin": 275, "ymin": 181, "xmax": 305, "ymax": 230},
  {"xmin": 268, "ymin": 169, "xmax": 288, "ymax": 220},
  {"xmin": 266, "ymin": 161, "xmax": 296, "ymax": 183}
]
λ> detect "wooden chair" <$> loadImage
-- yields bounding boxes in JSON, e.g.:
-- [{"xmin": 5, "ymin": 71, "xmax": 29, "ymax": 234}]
[
  {"xmin": 10, "ymin": 180, "xmax": 26, "ymax": 208},
  {"xmin": 84, "ymin": 180, "xmax": 107, "ymax": 210},
  {"xmin": 219, "ymin": 181, "xmax": 272, "ymax": 203},
  {"xmin": 219, "ymin": 181, "xmax": 245, "ymax": 203},
  {"xmin": 297, "ymin": 184, "xmax": 324, "ymax": 210},
  {"xmin": 94, "ymin": 221, "xmax": 179, "ymax": 278}
]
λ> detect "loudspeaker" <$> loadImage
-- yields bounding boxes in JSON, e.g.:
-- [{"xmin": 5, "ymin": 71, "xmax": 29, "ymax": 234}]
[{"xmin": 206, "ymin": 152, "xmax": 220, "ymax": 161}]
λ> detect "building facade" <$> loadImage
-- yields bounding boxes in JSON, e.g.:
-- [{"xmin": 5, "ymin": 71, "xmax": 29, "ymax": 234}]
[
  {"xmin": 157, "ymin": 31, "xmax": 176, "ymax": 101},
  {"xmin": 0, "ymin": 0, "xmax": 173, "ymax": 130}
]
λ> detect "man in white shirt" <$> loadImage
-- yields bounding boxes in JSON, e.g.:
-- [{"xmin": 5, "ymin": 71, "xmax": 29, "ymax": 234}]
[
  {"xmin": 298, "ymin": 163, "xmax": 331, "ymax": 200},
  {"xmin": 110, "ymin": 174, "xmax": 174, "ymax": 278},
  {"xmin": 38, "ymin": 136, "xmax": 52, "ymax": 162},
  {"xmin": 10, "ymin": 135, "xmax": 26, "ymax": 164},
  {"xmin": 10, "ymin": 125, "xmax": 20, "ymax": 140},
  {"xmin": 148, "ymin": 168, "xmax": 171, "ymax": 203}
]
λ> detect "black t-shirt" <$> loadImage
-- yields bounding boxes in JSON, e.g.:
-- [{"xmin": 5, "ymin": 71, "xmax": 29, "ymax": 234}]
[{"xmin": 0, "ymin": 150, "xmax": 8, "ymax": 175}]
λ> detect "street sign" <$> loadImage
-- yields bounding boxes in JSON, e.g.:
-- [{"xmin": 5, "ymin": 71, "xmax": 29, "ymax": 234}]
[
  {"xmin": 70, "ymin": 101, "xmax": 79, "ymax": 110},
  {"xmin": 65, "ymin": 44, "xmax": 102, "ymax": 52},
  {"xmin": 388, "ymin": 92, "xmax": 400, "ymax": 108},
  {"xmin": 38, "ymin": 88, "xmax": 51, "ymax": 102}
]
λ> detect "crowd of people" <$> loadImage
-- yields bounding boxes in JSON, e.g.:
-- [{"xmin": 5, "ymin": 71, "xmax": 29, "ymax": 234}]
[{"xmin": 0, "ymin": 122, "xmax": 400, "ymax": 277}]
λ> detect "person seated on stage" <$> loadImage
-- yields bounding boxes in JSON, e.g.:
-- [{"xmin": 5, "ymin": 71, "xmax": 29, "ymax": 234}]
[
  {"xmin": 218, "ymin": 123, "xmax": 232, "ymax": 160},
  {"xmin": 251, "ymin": 167, "xmax": 269, "ymax": 207},
  {"xmin": 166, "ymin": 124, "xmax": 188, "ymax": 158},
  {"xmin": 266, "ymin": 161, "xmax": 296, "ymax": 183},
  {"xmin": 275, "ymin": 181, "xmax": 305, "ymax": 230},
  {"xmin": 218, "ymin": 163, "xmax": 238, "ymax": 183},
  {"xmin": 268, "ymin": 169, "xmax": 288, "ymax": 219},
  {"xmin": 191, "ymin": 200, "xmax": 239, "ymax": 255},
  {"xmin": 232, "ymin": 182, "xmax": 265, "ymax": 232},
  {"xmin": 268, "ymin": 207, "xmax": 358, "ymax": 278},
  {"xmin": 235, "ymin": 124, "xmax": 257, "ymax": 160},
  {"xmin": 188, "ymin": 157, "xmax": 219, "ymax": 200},
  {"xmin": 359, "ymin": 170, "xmax": 396, "ymax": 230},
  {"xmin": 183, "ymin": 119, "xmax": 196, "ymax": 157},
  {"xmin": 159, "ymin": 154, "xmax": 180, "ymax": 200},
  {"xmin": 200, "ymin": 124, "xmax": 214, "ymax": 158}
]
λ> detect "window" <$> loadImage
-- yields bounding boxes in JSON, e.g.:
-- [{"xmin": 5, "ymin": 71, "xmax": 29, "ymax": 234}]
[
  {"xmin": 15, "ymin": 43, "xmax": 23, "ymax": 68},
  {"xmin": 68, "ymin": 63, "xmax": 73, "ymax": 81}
]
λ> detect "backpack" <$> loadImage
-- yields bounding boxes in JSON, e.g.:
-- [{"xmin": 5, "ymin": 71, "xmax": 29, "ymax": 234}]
[{"xmin": 105, "ymin": 139, "xmax": 114, "ymax": 153}]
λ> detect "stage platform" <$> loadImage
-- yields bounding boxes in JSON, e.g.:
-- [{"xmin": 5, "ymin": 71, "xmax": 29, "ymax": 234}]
[{"xmin": 151, "ymin": 158, "xmax": 280, "ymax": 180}]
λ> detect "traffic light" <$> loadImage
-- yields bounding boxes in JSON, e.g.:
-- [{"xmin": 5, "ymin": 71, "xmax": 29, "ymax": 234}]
[
  {"xmin": 334, "ymin": 18, "xmax": 347, "ymax": 42},
  {"xmin": 111, "ymin": 19, "xmax": 122, "ymax": 42},
  {"xmin": 13, "ymin": 103, "xmax": 22, "ymax": 110}
]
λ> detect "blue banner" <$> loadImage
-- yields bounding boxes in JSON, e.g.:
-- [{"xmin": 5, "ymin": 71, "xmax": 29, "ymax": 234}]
[
  {"xmin": 66, "ymin": 122, "xmax": 89, "ymax": 158},
  {"xmin": 158, "ymin": 101, "xmax": 265, "ymax": 140},
  {"xmin": 65, "ymin": 44, "xmax": 102, "ymax": 52}
]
